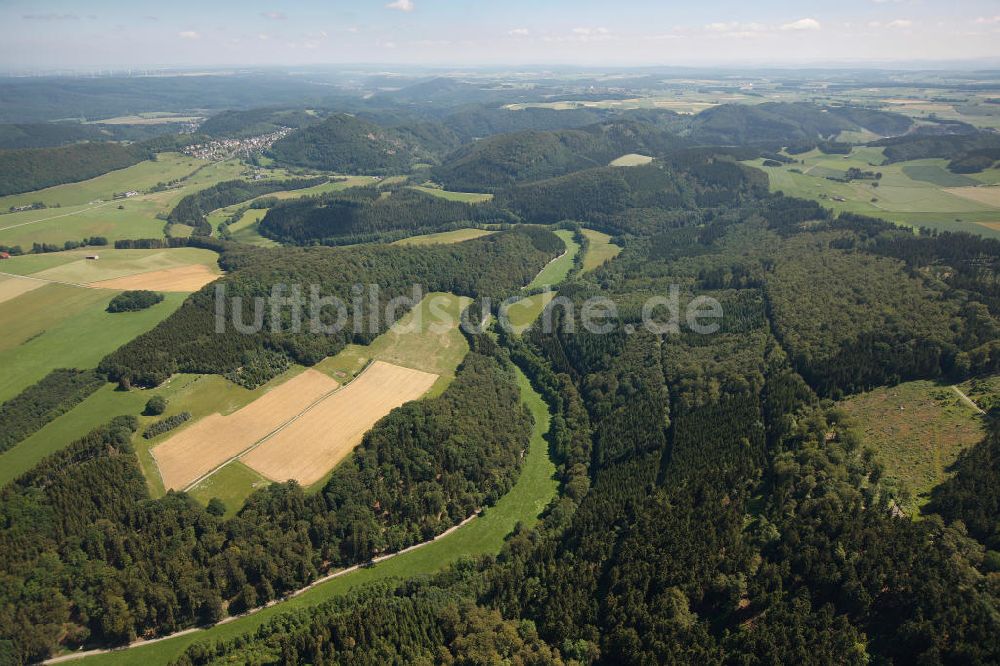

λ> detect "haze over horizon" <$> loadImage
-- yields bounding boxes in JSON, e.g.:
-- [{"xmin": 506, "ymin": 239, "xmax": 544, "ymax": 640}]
[{"xmin": 4, "ymin": 0, "xmax": 1000, "ymax": 71}]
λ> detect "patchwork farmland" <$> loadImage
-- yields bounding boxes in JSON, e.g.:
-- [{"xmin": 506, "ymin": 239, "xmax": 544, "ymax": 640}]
[
  {"xmin": 151, "ymin": 369, "xmax": 339, "ymax": 490},
  {"xmin": 242, "ymin": 360, "xmax": 438, "ymax": 485}
]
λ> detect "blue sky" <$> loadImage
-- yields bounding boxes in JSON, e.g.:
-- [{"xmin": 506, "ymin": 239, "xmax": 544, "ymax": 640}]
[{"xmin": 3, "ymin": 0, "xmax": 1000, "ymax": 69}]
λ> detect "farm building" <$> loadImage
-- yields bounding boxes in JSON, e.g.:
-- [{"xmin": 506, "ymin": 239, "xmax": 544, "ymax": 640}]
[
  {"xmin": 85, "ymin": 254, "xmax": 100, "ymax": 260},
  {"xmin": 0, "ymin": 252, "xmax": 10, "ymax": 260}
]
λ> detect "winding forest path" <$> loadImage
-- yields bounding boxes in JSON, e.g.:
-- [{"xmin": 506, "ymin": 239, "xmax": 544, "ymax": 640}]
[{"xmin": 46, "ymin": 367, "xmax": 557, "ymax": 666}]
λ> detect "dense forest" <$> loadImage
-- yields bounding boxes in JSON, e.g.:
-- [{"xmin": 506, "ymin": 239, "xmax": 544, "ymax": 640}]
[
  {"xmin": 0, "ymin": 346, "xmax": 534, "ymax": 663},
  {"xmin": 268, "ymin": 113, "xmax": 461, "ymax": 174},
  {"xmin": 99, "ymin": 228, "xmax": 562, "ymax": 388},
  {"xmin": 0, "ymin": 141, "xmax": 152, "ymax": 196},
  {"xmin": 257, "ymin": 186, "xmax": 512, "ymax": 244}
]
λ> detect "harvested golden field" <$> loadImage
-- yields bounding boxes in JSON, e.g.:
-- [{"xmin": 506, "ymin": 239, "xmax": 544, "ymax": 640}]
[
  {"xmin": 944, "ymin": 185, "xmax": 1000, "ymax": 207},
  {"xmin": 243, "ymin": 361, "xmax": 438, "ymax": 486},
  {"xmin": 152, "ymin": 369, "xmax": 338, "ymax": 490},
  {"xmin": 0, "ymin": 275, "xmax": 44, "ymax": 304},
  {"xmin": 90, "ymin": 264, "xmax": 220, "ymax": 292}
]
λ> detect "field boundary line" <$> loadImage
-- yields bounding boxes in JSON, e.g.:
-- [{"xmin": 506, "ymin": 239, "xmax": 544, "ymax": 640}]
[{"xmin": 0, "ymin": 270, "xmax": 98, "ymax": 290}]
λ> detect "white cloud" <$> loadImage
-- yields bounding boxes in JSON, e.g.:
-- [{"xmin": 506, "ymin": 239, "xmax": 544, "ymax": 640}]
[
  {"xmin": 178, "ymin": 31, "xmax": 200, "ymax": 40},
  {"xmin": 508, "ymin": 28, "xmax": 530, "ymax": 36},
  {"xmin": 257, "ymin": 33, "xmax": 270, "ymax": 41},
  {"xmin": 386, "ymin": 0, "xmax": 414, "ymax": 12},
  {"xmin": 886, "ymin": 19, "xmax": 913, "ymax": 28},
  {"xmin": 572, "ymin": 27, "xmax": 609, "ymax": 35},
  {"xmin": 974, "ymin": 16, "xmax": 1000, "ymax": 24},
  {"xmin": 780, "ymin": 18, "xmax": 821, "ymax": 31},
  {"xmin": 261, "ymin": 11, "xmax": 287, "ymax": 20}
]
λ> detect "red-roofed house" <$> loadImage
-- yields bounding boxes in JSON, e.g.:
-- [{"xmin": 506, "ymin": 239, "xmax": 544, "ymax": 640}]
[{"xmin": 0, "ymin": 252, "xmax": 11, "ymax": 260}]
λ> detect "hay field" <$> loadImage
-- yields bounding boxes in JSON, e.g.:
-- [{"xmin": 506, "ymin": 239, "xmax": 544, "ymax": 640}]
[
  {"xmin": 610, "ymin": 153, "xmax": 654, "ymax": 167},
  {"xmin": 152, "ymin": 369, "xmax": 338, "ymax": 490},
  {"xmin": 944, "ymin": 185, "xmax": 1000, "ymax": 207},
  {"xmin": 242, "ymin": 361, "xmax": 438, "ymax": 486},
  {"xmin": 90, "ymin": 264, "xmax": 220, "ymax": 291},
  {"xmin": 408, "ymin": 185, "xmax": 494, "ymax": 203},
  {"xmin": 0, "ymin": 274, "xmax": 44, "ymax": 304}
]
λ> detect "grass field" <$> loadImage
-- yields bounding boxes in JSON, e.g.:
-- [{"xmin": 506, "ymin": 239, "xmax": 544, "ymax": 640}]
[
  {"xmin": 393, "ymin": 228, "xmax": 495, "ymax": 246},
  {"xmin": 1, "ymin": 247, "xmax": 219, "ymax": 284},
  {"xmin": 526, "ymin": 229, "xmax": 579, "ymax": 289},
  {"xmin": 0, "ymin": 383, "xmax": 146, "ymax": 488},
  {"xmin": 581, "ymin": 228, "xmax": 621, "ymax": 272},
  {"xmin": 242, "ymin": 361, "xmax": 438, "ymax": 486},
  {"xmin": 0, "ymin": 158, "xmax": 247, "ymax": 246},
  {"xmin": 408, "ymin": 185, "xmax": 494, "ymax": 203},
  {"xmin": 505, "ymin": 291, "xmax": 557, "ymax": 333},
  {"xmin": 0, "ymin": 153, "xmax": 202, "ymax": 210},
  {"xmin": 838, "ymin": 379, "xmax": 987, "ymax": 513},
  {"xmin": 0, "ymin": 285, "xmax": 185, "ymax": 404},
  {"xmin": 747, "ymin": 148, "xmax": 1000, "ymax": 238},
  {"xmin": 74, "ymin": 366, "xmax": 556, "ymax": 666},
  {"xmin": 187, "ymin": 462, "xmax": 269, "ymax": 518},
  {"xmin": 610, "ymin": 153, "xmax": 654, "ymax": 167}
]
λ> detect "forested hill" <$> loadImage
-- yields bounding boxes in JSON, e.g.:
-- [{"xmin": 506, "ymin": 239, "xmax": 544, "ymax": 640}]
[
  {"xmin": 267, "ymin": 112, "xmax": 462, "ymax": 174},
  {"xmin": 98, "ymin": 227, "xmax": 562, "ymax": 388},
  {"xmin": 1, "ymin": 346, "xmax": 533, "ymax": 663},
  {"xmin": 0, "ymin": 141, "xmax": 152, "ymax": 196},
  {"xmin": 431, "ymin": 120, "xmax": 689, "ymax": 191},
  {"xmin": 257, "ymin": 185, "xmax": 514, "ymax": 245},
  {"xmin": 684, "ymin": 101, "xmax": 913, "ymax": 146}
]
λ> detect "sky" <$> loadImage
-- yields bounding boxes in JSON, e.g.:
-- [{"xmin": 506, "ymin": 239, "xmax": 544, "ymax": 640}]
[{"xmin": 3, "ymin": 0, "xmax": 1000, "ymax": 70}]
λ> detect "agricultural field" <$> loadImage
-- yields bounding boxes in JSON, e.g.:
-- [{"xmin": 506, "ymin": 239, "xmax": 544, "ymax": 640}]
[
  {"xmin": 747, "ymin": 147, "xmax": 1000, "ymax": 238},
  {"xmin": 74, "ymin": 367, "xmax": 556, "ymax": 666},
  {"xmin": 392, "ymin": 228, "xmax": 495, "ymax": 245},
  {"xmin": 151, "ymin": 369, "xmax": 339, "ymax": 491},
  {"xmin": 146, "ymin": 292, "xmax": 470, "ymax": 507},
  {"xmin": 408, "ymin": 184, "xmax": 494, "ymax": 203},
  {"xmin": 1, "ymin": 246, "xmax": 219, "ymax": 285},
  {"xmin": 0, "ymin": 152, "xmax": 202, "ymax": 209},
  {"xmin": 88, "ymin": 112, "xmax": 205, "ymax": 125},
  {"xmin": 0, "ymin": 157, "xmax": 246, "ymax": 246},
  {"xmin": 610, "ymin": 153, "xmax": 654, "ymax": 167},
  {"xmin": 580, "ymin": 228, "xmax": 621, "ymax": 272},
  {"xmin": 837, "ymin": 379, "xmax": 987, "ymax": 513},
  {"xmin": 242, "ymin": 361, "xmax": 438, "ymax": 486},
  {"xmin": 0, "ymin": 285, "xmax": 185, "ymax": 404}
]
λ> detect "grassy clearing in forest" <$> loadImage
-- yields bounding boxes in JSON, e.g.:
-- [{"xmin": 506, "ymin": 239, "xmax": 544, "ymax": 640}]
[{"xmin": 837, "ymin": 379, "xmax": 987, "ymax": 513}]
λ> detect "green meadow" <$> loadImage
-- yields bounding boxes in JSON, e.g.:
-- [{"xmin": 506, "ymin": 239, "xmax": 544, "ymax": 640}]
[
  {"xmin": 392, "ymin": 228, "xmax": 496, "ymax": 245},
  {"xmin": 580, "ymin": 228, "xmax": 621, "ymax": 272},
  {"xmin": 408, "ymin": 184, "xmax": 494, "ymax": 203},
  {"xmin": 0, "ymin": 285, "xmax": 185, "ymax": 404},
  {"xmin": 526, "ymin": 229, "xmax": 579, "ymax": 289},
  {"xmin": 747, "ymin": 147, "xmax": 1000, "ymax": 238}
]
